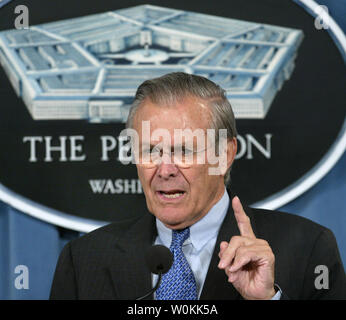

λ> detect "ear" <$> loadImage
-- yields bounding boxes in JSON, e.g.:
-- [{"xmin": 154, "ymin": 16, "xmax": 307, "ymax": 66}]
[
  {"xmin": 226, "ymin": 137, "xmax": 237, "ymax": 170},
  {"xmin": 216, "ymin": 137, "xmax": 237, "ymax": 177}
]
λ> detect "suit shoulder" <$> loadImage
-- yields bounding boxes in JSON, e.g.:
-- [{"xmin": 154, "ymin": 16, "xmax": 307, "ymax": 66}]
[
  {"xmin": 68, "ymin": 215, "xmax": 142, "ymax": 251},
  {"xmin": 247, "ymin": 208, "xmax": 345, "ymax": 299},
  {"xmin": 248, "ymin": 207, "xmax": 330, "ymax": 241}
]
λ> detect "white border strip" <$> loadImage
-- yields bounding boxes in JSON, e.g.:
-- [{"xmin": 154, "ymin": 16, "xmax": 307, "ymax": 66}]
[
  {"xmin": 0, "ymin": 0, "xmax": 345, "ymax": 232},
  {"xmin": 253, "ymin": 120, "xmax": 346, "ymax": 209}
]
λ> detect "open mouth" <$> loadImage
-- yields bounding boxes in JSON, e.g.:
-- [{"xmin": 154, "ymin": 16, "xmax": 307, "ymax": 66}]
[{"xmin": 157, "ymin": 190, "xmax": 186, "ymax": 200}]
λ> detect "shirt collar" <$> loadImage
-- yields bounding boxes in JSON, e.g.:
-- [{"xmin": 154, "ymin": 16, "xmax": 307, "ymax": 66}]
[{"xmin": 156, "ymin": 188, "xmax": 229, "ymax": 252}]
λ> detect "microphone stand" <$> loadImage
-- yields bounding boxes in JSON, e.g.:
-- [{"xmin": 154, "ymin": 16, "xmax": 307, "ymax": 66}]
[{"xmin": 136, "ymin": 272, "xmax": 162, "ymax": 300}]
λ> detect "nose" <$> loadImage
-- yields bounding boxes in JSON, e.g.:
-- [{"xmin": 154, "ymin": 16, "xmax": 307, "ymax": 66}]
[{"xmin": 157, "ymin": 154, "xmax": 179, "ymax": 179}]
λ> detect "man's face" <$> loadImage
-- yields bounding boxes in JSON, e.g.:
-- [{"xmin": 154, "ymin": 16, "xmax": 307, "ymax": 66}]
[{"xmin": 133, "ymin": 95, "xmax": 237, "ymax": 230}]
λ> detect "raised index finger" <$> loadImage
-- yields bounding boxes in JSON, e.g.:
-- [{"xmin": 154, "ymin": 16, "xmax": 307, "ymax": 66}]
[{"xmin": 232, "ymin": 196, "xmax": 256, "ymax": 238}]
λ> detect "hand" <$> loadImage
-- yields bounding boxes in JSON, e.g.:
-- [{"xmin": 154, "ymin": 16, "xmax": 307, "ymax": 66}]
[{"xmin": 218, "ymin": 196, "xmax": 276, "ymax": 300}]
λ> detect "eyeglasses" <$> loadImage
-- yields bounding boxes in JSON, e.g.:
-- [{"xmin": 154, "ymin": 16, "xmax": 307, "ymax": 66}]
[{"xmin": 136, "ymin": 144, "xmax": 209, "ymax": 169}]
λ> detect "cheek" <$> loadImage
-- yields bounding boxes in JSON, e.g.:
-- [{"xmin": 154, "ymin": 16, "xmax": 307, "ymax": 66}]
[
  {"xmin": 137, "ymin": 168, "xmax": 156, "ymax": 211},
  {"xmin": 186, "ymin": 166, "xmax": 221, "ymax": 194},
  {"xmin": 137, "ymin": 167, "xmax": 153, "ymax": 193},
  {"xmin": 182, "ymin": 165, "xmax": 209, "ymax": 191}
]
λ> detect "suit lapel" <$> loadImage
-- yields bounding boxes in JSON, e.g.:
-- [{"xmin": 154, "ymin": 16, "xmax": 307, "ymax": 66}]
[
  {"xmin": 107, "ymin": 213, "xmax": 157, "ymax": 300},
  {"xmin": 200, "ymin": 196, "xmax": 257, "ymax": 300},
  {"xmin": 200, "ymin": 202, "xmax": 241, "ymax": 300}
]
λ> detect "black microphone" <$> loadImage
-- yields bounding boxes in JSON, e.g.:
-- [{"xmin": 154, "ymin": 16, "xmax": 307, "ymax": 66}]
[{"xmin": 136, "ymin": 245, "xmax": 173, "ymax": 300}]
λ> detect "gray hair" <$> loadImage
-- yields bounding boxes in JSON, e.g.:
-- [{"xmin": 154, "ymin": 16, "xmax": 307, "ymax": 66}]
[{"xmin": 126, "ymin": 72, "xmax": 237, "ymax": 186}]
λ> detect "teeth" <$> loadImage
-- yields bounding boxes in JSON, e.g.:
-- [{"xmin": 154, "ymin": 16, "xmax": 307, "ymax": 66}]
[{"xmin": 161, "ymin": 192, "xmax": 183, "ymax": 198}]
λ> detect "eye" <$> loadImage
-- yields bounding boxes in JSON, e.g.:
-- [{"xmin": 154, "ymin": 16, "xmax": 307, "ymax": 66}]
[
  {"xmin": 181, "ymin": 147, "xmax": 193, "ymax": 156},
  {"xmin": 184, "ymin": 148, "xmax": 193, "ymax": 155},
  {"xmin": 141, "ymin": 148, "xmax": 151, "ymax": 156},
  {"xmin": 151, "ymin": 146, "xmax": 162, "ymax": 156}
]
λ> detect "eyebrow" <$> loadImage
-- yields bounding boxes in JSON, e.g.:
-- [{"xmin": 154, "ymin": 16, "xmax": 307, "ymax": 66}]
[
  {"xmin": 146, "ymin": 143, "xmax": 194, "ymax": 151},
  {"xmin": 141, "ymin": 139, "xmax": 196, "ymax": 149}
]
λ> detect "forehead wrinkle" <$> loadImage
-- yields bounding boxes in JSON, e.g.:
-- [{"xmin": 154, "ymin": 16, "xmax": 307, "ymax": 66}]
[
  {"xmin": 135, "ymin": 95, "xmax": 214, "ymax": 136},
  {"xmin": 174, "ymin": 95, "xmax": 213, "ymax": 129}
]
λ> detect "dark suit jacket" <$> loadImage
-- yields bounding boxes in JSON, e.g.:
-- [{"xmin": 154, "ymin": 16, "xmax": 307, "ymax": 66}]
[{"xmin": 50, "ymin": 201, "xmax": 346, "ymax": 300}]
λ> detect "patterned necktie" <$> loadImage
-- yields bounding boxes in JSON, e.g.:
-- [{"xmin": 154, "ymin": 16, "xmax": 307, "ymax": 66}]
[{"xmin": 156, "ymin": 228, "xmax": 198, "ymax": 300}]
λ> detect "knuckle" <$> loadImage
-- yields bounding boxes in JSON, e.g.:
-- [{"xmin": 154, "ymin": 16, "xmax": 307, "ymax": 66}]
[
  {"xmin": 229, "ymin": 235, "xmax": 241, "ymax": 245},
  {"xmin": 263, "ymin": 248, "xmax": 275, "ymax": 263},
  {"xmin": 269, "ymin": 251, "xmax": 275, "ymax": 263},
  {"xmin": 259, "ymin": 239, "xmax": 269, "ymax": 246},
  {"xmin": 230, "ymin": 235, "xmax": 241, "ymax": 242},
  {"xmin": 235, "ymin": 245, "xmax": 247, "ymax": 256}
]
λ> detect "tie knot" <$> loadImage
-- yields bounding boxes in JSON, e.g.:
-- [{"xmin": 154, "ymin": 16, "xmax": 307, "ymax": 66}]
[{"xmin": 171, "ymin": 228, "xmax": 190, "ymax": 248}]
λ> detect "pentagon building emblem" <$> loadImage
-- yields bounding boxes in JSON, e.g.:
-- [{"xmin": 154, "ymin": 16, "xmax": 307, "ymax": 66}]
[{"xmin": 0, "ymin": 4, "xmax": 303, "ymax": 122}]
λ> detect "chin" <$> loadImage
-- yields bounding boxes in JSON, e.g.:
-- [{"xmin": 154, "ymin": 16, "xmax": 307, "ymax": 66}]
[{"xmin": 154, "ymin": 209, "xmax": 191, "ymax": 229}]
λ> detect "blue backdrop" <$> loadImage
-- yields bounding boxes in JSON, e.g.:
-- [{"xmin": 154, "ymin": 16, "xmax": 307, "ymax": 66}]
[{"xmin": 0, "ymin": 0, "xmax": 345, "ymax": 299}]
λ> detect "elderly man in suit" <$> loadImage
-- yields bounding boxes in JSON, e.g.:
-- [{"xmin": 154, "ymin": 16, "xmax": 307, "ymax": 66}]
[{"xmin": 50, "ymin": 72, "xmax": 345, "ymax": 300}]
